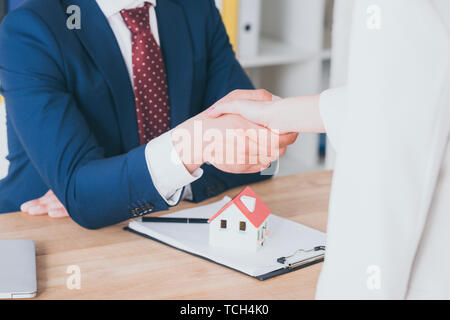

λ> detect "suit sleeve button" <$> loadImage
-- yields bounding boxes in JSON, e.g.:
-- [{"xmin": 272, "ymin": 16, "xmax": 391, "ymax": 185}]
[{"xmin": 144, "ymin": 204, "xmax": 154, "ymax": 212}]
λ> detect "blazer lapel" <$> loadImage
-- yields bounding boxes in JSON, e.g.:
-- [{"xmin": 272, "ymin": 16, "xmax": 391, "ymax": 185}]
[
  {"xmin": 63, "ymin": 0, "xmax": 139, "ymax": 151},
  {"xmin": 156, "ymin": 0, "xmax": 194, "ymax": 127}
]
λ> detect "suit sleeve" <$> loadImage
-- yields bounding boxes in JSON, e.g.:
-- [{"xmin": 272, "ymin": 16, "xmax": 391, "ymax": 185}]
[
  {"xmin": 189, "ymin": 0, "xmax": 272, "ymax": 202},
  {"xmin": 0, "ymin": 9, "xmax": 170, "ymax": 229}
]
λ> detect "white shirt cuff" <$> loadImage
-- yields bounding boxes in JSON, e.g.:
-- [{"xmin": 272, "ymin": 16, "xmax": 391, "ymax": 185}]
[
  {"xmin": 182, "ymin": 184, "xmax": 194, "ymax": 201},
  {"xmin": 145, "ymin": 130, "xmax": 203, "ymax": 206}
]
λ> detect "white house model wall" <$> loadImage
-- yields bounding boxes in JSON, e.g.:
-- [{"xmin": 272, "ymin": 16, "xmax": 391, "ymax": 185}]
[{"xmin": 208, "ymin": 187, "xmax": 271, "ymax": 252}]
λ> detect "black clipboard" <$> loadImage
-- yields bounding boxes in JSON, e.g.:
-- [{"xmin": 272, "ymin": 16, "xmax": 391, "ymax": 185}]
[{"xmin": 124, "ymin": 226, "xmax": 325, "ymax": 281}]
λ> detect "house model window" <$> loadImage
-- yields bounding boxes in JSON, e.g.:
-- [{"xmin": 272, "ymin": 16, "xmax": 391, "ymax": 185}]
[{"xmin": 208, "ymin": 186, "xmax": 272, "ymax": 252}]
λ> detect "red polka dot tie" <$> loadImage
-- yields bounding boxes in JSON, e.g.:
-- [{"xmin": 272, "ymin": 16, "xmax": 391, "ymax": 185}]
[{"xmin": 120, "ymin": 2, "xmax": 171, "ymax": 145}]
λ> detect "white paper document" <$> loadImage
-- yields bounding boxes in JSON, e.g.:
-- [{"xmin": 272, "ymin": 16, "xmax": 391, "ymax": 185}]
[{"xmin": 128, "ymin": 197, "xmax": 326, "ymax": 279}]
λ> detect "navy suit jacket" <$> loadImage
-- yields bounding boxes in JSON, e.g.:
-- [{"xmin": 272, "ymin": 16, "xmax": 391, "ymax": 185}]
[{"xmin": 0, "ymin": 0, "xmax": 271, "ymax": 229}]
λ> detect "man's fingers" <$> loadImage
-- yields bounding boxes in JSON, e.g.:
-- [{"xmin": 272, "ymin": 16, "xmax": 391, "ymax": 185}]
[
  {"xmin": 27, "ymin": 204, "xmax": 51, "ymax": 215},
  {"xmin": 22, "ymin": 190, "xmax": 55, "ymax": 210},
  {"xmin": 207, "ymin": 100, "xmax": 243, "ymax": 118},
  {"xmin": 208, "ymin": 101, "xmax": 271, "ymax": 130},
  {"xmin": 239, "ymin": 89, "xmax": 272, "ymax": 101},
  {"xmin": 39, "ymin": 194, "xmax": 58, "ymax": 205},
  {"xmin": 20, "ymin": 199, "xmax": 40, "ymax": 212},
  {"xmin": 48, "ymin": 208, "xmax": 70, "ymax": 218},
  {"xmin": 20, "ymin": 190, "xmax": 67, "ymax": 217},
  {"xmin": 47, "ymin": 200, "xmax": 65, "ymax": 210},
  {"xmin": 207, "ymin": 88, "xmax": 273, "ymax": 119},
  {"xmin": 220, "ymin": 89, "xmax": 273, "ymax": 104},
  {"xmin": 278, "ymin": 132, "xmax": 299, "ymax": 148}
]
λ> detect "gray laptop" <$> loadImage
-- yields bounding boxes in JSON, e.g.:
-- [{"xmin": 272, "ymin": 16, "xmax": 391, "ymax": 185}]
[{"xmin": 0, "ymin": 240, "xmax": 37, "ymax": 299}]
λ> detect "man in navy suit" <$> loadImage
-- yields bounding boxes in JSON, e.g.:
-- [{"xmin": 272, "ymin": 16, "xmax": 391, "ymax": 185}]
[{"xmin": 0, "ymin": 0, "xmax": 296, "ymax": 229}]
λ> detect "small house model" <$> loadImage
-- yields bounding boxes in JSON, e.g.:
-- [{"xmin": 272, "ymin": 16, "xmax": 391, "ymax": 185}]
[{"xmin": 208, "ymin": 186, "xmax": 271, "ymax": 251}]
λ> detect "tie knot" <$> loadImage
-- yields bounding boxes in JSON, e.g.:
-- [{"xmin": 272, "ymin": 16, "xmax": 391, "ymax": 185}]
[{"xmin": 120, "ymin": 2, "xmax": 152, "ymax": 34}]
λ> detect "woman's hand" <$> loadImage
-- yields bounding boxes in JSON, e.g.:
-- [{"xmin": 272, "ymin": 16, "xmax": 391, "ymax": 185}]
[
  {"xmin": 207, "ymin": 99, "xmax": 276, "ymax": 129},
  {"xmin": 20, "ymin": 190, "xmax": 69, "ymax": 218},
  {"xmin": 206, "ymin": 94, "xmax": 325, "ymax": 134}
]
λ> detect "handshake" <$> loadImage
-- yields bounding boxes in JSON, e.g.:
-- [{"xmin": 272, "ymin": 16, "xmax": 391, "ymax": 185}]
[
  {"xmin": 171, "ymin": 89, "xmax": 299, "ymax": 175},
  {"xmin": 20, "ymin": 89, "xmax": 300, "ymax": 218}
]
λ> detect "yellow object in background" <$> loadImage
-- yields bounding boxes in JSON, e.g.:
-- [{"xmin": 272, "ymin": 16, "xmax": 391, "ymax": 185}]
[
  {"xmin": 0, "ymin": 95, "xmax": 4, "ymax": 104},
  {"xmin": 221, "ymin": 0, "xmax": 239, "ymax": 54}
]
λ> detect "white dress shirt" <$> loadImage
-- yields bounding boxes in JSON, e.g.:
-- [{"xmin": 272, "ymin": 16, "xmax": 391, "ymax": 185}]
[
  {"xmin": 316, "ymin": 0, "xmax": 450, "ymax": 299},
  {"xmin": 96, "ymin": 0, "xmax": 203, "ymax": 204}
]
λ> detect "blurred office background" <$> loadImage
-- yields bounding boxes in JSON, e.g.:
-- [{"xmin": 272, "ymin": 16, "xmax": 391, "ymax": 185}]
[{"xmin": 0, "ymin": 0, "xmax": 339, "ymax": 181}]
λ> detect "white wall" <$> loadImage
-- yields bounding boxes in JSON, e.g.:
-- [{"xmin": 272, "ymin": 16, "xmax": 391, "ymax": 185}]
[{"xmin": 0, "ymin": 101, "xmax": 8, "ymax": 179}]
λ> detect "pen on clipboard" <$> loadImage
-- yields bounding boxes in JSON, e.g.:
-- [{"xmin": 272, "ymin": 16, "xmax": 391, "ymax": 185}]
[{"xmin": 142, "ymin": 217, "xmax": 209, "ymax": 224}]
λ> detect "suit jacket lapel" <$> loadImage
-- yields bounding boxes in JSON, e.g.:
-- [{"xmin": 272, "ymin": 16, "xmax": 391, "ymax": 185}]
[
  {"xmin": 62, "ymin": 0, "xmax": 193, "ymax": 151},
  {"xmin": 63, "ymin": 0, "xmax": 140, "ymax": 151},
  {"xmin": 156, "ymin": 0, "xmax": 194, "ymax": 127}
]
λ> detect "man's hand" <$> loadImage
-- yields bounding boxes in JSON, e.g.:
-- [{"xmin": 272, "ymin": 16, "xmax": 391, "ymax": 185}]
[
  {"xmin": 171, "ymin": 90, "xmax": 298, "ymax": 174},
  {"xmin": 20, "ymin": 190, "xmax": 69, "ymax": 218},
  {"xmin": 200, "ymin": 113, "xmax": 297, "ymax": 173},
  {"xmin": 214, "ymin": 88, "xmax": 274, "ymax": 105}
]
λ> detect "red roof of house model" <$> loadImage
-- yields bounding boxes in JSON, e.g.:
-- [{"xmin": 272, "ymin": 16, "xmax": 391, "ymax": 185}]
[{"xmin": 208, "ymin": 186, "xmax": 271, "ymax": 228}]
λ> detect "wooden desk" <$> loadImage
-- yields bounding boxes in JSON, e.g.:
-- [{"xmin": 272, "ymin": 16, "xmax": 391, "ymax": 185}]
[{"xmin": 0, "ymin": 171, "xmax": 332, "ymax": 300}]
